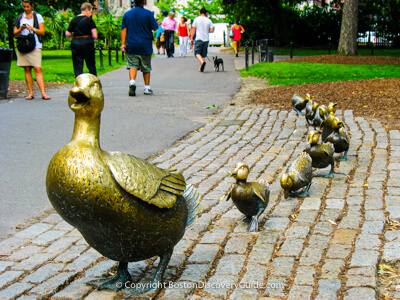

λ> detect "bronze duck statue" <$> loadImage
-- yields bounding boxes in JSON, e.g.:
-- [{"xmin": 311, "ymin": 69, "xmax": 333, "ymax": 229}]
[
  {"xmin": 303, "ymin": 130, "xmax": 335, "ymax": 178},
  {"xmin": 292, "ymin": 93, "xmax": 310, "ymax": 116},
  {"xmin": 312, "ymin": 104, "xmax": 327, "ymax": 130},
  {"xmin": 305, "ymin": 100, "xmax": 319, "ymax": 126},
  {"xmin": 226, "ymin": 162, "xmax": 270, "ymax": 232},
  {"xmin": 280, "ymin": 152, "xmax": 313, "ymax": 199},
  {"xmin": 321, "ymin": 102, "xmax": 338, "ymax": 141},
  {"xmin": 46, "ymin": 74, "xmax": 201, "ymax": 299},
  {"xmin": 324, "ymin": 116, "xmax": 350, "ymax": 161}
]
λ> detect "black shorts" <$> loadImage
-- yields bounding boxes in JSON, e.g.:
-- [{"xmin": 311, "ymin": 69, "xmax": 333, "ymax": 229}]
[{"xmin": 194, "ymin": 40, "xmax": 209, "ymax": 58}]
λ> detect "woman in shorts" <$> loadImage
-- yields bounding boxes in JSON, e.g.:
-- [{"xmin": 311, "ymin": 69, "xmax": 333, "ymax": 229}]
[{"xmin": 14, "ymin": 0, "xmax": 50, "ymax": 100}]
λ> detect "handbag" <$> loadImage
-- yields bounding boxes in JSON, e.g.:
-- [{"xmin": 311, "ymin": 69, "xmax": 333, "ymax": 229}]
[
  {"xmin": 160, "ymin": 33, "xmax": 165, "ymax": 42},
  {"xmin": 16, "ymin": 31, "xmax": 36, "ymax": 53}
]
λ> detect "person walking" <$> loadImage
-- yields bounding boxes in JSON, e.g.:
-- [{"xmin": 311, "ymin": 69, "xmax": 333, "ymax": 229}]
[
  {"xmin": 177, "ymin": 16, "xmax": 189, "ymax": 57},
  {"xmin": 13, "ymin": 0, "xmax": 50, "ymax": 100},
  {"xmin": 162, "ymin": 11, "xmax": 177, "ymax": 58},
  {"xmin": 66, "ymin": 2, "xmax": 98, "ymax": 77},
  {"xmin": 231, "ymin": 19, "xmax": 245, "ymax": 57},
  {"xmin": 155, "ymin": 20, "xmax": 165, "ymax": 55},
  {"xmin": 121, "ymin": 0, "xmax": 158, "ymax": 96},
  {"xmin": 190, "ymin": 7, "xmax": 214, "ymax": 72}
]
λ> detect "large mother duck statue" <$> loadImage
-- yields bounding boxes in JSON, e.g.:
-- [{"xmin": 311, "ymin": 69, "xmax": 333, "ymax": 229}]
[{"xmin": 46, "ymin": 74, "xmax": 201, "ymax": 299}]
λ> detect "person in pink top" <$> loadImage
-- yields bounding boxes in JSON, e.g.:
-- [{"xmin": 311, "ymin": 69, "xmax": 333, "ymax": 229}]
[
  {"xmin": 177, "ymin": 16, "xmax": 189, "ymax": 56},
  {"xmin": 231, "ymin": 18, "xmax": 245, "ymax": 57},
  {"xmin": 162, "ymin": 10, "xmax": 177, "ymax": 58}
]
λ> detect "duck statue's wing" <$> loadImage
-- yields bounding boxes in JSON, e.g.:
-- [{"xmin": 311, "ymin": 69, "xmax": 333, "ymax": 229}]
[
  {"xmin": 339, "ymin": 127, "xmax": 350, "ymax": 144},
  {"xmin": 107, "ymin": 152, "xmax": 186, "ymax": 209},
  {"xmin": 249, "ymin": 181, "xmax": 269, "ymax": 203},
  {"xmin": 291, "ymin": 153, "xmax": 313, "ymax": 184}
]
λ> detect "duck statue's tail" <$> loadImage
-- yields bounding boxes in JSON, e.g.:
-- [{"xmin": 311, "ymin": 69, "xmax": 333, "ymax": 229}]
[{"xmin": 182, "ymin": 184, "xmax": 201, "ymax": 229}]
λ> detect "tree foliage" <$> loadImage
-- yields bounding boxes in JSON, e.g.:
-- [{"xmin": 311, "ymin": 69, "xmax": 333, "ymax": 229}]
[
  {"xmin": 0, "ymin": 0, "xmax": 94, "ymax": 52},
  {"xmin": 221, "ymin": 0, "xmax": 302, "ymax": 46}
]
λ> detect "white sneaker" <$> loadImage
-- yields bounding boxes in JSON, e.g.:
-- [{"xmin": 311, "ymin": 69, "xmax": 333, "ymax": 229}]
[{"xmin": 144, "ymin": 88, "xmax": 153, "ymax": 95}]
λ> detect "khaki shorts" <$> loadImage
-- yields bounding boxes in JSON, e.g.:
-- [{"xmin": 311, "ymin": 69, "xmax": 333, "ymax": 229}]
[
  {"xmin": 17, "ymin": 48, "xmax": 42, "ymax": 67},
  {"xmin": 126, "ymin": 54, "xmax": 152, "ymax": 73}
]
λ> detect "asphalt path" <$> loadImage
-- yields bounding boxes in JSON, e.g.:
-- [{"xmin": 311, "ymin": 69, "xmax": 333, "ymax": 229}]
[{"xmin": 0, "ymin": 47, "xmax": 241, "ymax": 239}]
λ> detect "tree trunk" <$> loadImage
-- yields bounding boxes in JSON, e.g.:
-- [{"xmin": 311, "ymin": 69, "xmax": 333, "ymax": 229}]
[{"xmin": 338, "ymin": 0, "xmax": 359, "ymax": 55}]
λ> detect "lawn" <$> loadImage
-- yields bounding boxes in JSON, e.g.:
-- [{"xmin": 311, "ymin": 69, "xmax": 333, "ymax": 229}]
[
  {"xmin": 240, "ymin": 62, "xmax": 400, "ymax": 85},
  {"xmin": 273, "ymin": 47, "xmax": 400, "ymax": 57},
  {"xmin": 9, "ymin": 50, "xmax": 125, "ymax": 84}
]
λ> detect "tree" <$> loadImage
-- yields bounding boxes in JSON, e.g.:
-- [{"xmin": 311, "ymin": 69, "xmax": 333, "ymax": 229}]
[
  {"xmin": 338, "ymin": 0, "xmax": 358, "ymax": 55},
  {"xmin": 182, "ymin": 0, "xmax": 224, "ymax": 23},
  {"xmin": 222, "ymin": 0, "xmax": 301, "ymax": 46},
  {"xmin": 154, "ymin": 0, "xmax": 177, "ymax": 20},
  {"xmin": 97, "ymin": 14, "xmax": 120, "ymax": 48},
  {"xmin": 0, "ymin": 0, "xmax": 93, "ymax": 55}
]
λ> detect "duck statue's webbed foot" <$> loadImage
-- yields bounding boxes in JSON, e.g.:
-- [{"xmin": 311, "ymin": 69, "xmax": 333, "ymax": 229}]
[
  {"xmin": 339, "ymin": 150, "xmax": 348, "ymax": 161},
  {"xmin": 124, "ymin": 250, "xmax": 173, "ymax": 299},
  {"xmin": 88, "ymin": 261, "xmax": 131, "ymax": 292}
]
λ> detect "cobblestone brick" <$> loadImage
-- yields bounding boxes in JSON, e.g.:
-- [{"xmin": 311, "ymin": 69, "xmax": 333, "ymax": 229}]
[
  {"xmin": 203, "ymin": 275, "xmax": 238, "ymax": 298},
  {"xmin": 0, "ymin": 237, "xmax": 30, "ymax": 256},
  {"xmin": 343, "ymin": 287, "xmax": 376, "ymax": 299},
  {"xmin": 321, "ymin": 259, "xmax": 345, "ymax": 279},
  {"xmin": 9, "ymin": 245, "xmax": 44, "ymax": 261},
  {"xmin": 350, "ymin": 250, "xmax": 379, "ymax": 267},
  {"xmin": 278, "ymin": 238, "xmax": 304, "ymax": 257},
  {"xmin": 294, "ymin": 266, "xmax": 315, "ymax": 285},
  {"xmin": 225, "ymin": 235, "xmax": 252, "ymax": 254},
  {"xmin": 0, "ymin": 270, "xmax": 24, "ymax": 289},
  {"xmin": 188, "ymin": 244, "xmax": 220, "ymax": 264},
  {"xmin": 0, "ymin": 282, "xmax": 33, "ymax": 299},
  {"xmin": 12, "ymin": 253, "xmax": 55, "ymax": 271},
  {"xmin": 29, "ymin": 271, "xmax": 77, "ymax": 296},
  {"xmin": 22, "ymin": 263, "xmax": 64, "ymax": 283},
  {"xmin": 64, "ymin": 248, "xmax": 102, "ymax": 272},
  {"xmin": 271, "ymin": 257, "xmax": 294, "ymax": 276},
  {"xmin": 287, "ymin": 285, "xmax": 313, "ymax": 300}
]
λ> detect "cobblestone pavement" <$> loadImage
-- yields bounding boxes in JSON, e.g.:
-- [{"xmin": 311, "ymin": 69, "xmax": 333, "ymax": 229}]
[{"xmin": 1, "ymin": 80, "xmax": 400, "ymax": 299}]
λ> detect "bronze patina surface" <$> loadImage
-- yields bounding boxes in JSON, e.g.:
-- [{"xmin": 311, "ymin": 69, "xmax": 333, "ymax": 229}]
[
  {"xmin": 304, "ymin": 130, "xmax": 335, "ymax": 178},
  {"xmin": 324, "ymin": 116, "xmax": 350, "ymax": 161},
  {"xmin": 46, "ymin": 74, "xmax": 200, "ymax": 298},
  {"xmin": 291, "ymin": 93, "xmax": 310, "ymax": 116},
  {"xmin": 280, "ymin": 152, "xmax": 313, "ymax": 199},
  {"xmin": 226, "ymin": 162, "xmax": 270, "ymax": 232}
]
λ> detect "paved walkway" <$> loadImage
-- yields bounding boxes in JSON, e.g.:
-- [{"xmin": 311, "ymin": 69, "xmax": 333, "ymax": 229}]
[{"xmin": 1, "ymin": 53, "xmax": 400, "ymax": 300}]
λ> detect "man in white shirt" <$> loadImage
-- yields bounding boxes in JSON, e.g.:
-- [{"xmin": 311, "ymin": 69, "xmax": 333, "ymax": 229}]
[{"xmin": 190, "ymin": 7, "xmax": 214, "ymax": 72}]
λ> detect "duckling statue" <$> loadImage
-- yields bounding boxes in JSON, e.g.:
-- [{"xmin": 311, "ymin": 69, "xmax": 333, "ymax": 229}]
[
  {"xmin": 321, "ymin": 102, "xmax": 338, "ymax": 141},
  {"xmin": 305, "ymin": 100, "xmax": 319, "ymax": 126},
  {"xmin": 312, "ymin": 104, "xmax": 327, "ymax": 130},
  {"xmin": 226, "ymin": 162, "xmax": 270, "ymax": 232},
  {"xmin": 292, "ymin": 93, "xmax": 310, "ymax": 116},
  {"xmin": 280, "ymin": 152, "xmax": 313, "ymax": 199},
  {"xmin": 303, "ymin": 130, "xmax": 335, "ymax": 178},
  {"xmin": 46, "ymin": 74, "xmax": 201, "ymax": 299},
  {"xmin": 324, "ymin": 116, "xmax": 350, "ymax": 161}
]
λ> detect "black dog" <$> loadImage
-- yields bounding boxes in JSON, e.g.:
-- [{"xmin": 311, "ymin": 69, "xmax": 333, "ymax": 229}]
[{"xmin": 212, "ymin": 56, "xmax": 224, "ymax": 72}]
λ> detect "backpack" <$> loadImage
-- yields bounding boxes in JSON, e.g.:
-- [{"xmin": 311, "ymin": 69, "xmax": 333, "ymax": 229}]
[{"xmin": 14, "ymin": 12, "xmax": 42, "ymax": 43}]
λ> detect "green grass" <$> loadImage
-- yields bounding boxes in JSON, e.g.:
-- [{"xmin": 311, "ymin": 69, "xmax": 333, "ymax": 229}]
[
  {"xmin": 273, "ymin": 47, "xmax": 400, "ymax": 57},
  {"xmin": 10, "ymin": 50, "xmax": 125, "ymax": 84},
  {"xmin": 240, "ymin": 61, "xmax": 400, "ymax": 86}
]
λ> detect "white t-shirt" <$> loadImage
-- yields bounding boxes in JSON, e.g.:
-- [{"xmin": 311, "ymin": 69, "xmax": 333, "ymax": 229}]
[
  {"xmin": 192, "ymin": 15, "xmax": 213, "ymax": 42},
  {"xmin": 18, "ymin": 13, "xmax": 44, "ymax": 49}
]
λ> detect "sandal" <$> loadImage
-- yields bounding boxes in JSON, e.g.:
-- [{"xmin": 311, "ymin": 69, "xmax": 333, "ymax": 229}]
[
  {"xmin": 42, "ymin": 96, "xmax": 51, "ymax": 100},
  {"xmin": 200, "ymin": 61, "xmax": 206, "ymax": 72},
  {"xmin": 26, "ymin": 95, "xmax": 34, "ymax": 100}
]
